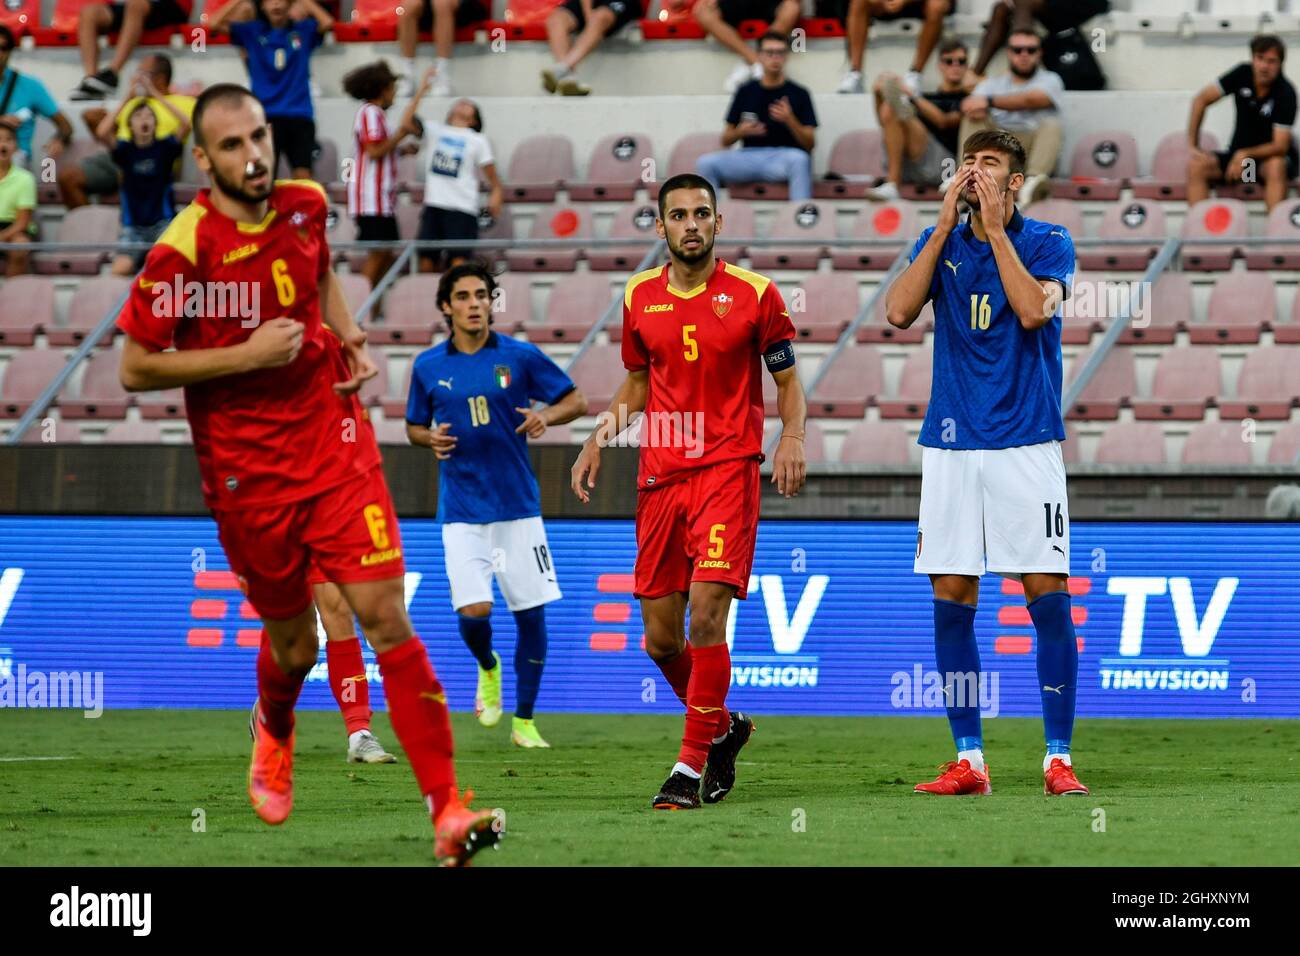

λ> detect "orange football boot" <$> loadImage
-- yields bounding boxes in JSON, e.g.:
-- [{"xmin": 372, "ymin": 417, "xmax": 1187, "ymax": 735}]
[
  {"xmin": 434, "ymin": 789, "xmax": 501, "ymax": 867},
  {"xmin": 248, "ymin": 701, "xmax": 295, "ymax": 825}
]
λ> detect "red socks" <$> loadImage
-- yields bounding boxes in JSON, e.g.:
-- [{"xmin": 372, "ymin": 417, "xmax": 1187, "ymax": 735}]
[
  {"xmin": 655, "ymin": 643, "xmax": 694, "ymax": 707},
  {"xmin": 375, "ymin": 636, "xmax": 457, "ymax": 818},
  {"xmin": 678, "ymin": 642, "xmax": 732, "ymax": 774},
  {"xmin": 325, "ymin": 636, "xmax": 372, "ymax": 735},
  {"xmin": 256, "ymin": 631, "xmax": 307, "ymax": 741}
]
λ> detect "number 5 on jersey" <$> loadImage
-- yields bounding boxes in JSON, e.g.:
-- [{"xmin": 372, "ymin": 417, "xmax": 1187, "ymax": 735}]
[{"xmin": 682, "ymin": 325, "xmax": 698, "ymax": 361}]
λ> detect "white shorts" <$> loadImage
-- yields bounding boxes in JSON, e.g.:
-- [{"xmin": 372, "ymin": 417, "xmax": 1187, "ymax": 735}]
[
  {"xmin": 914, "ymin": 441, "xmax": 1070, "ymax": 579},
  {"xmin": 442, "ymin": 516, "xmax": 563, "ymax": 612}
]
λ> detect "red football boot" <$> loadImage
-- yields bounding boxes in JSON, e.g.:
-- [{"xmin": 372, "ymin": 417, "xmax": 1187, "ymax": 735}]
[
  {"xmin": 248, "ymin": 701, "xmax": 294, "ymax": 825},
  {"xmin": 914, "ymin": 759, "xmax": 992, "ymax": 796},
  {"xmin": 1044, "ymin": 758, "xmax": 1090, "ymax": 795},
  {"xmin": 434, "ymin": 789, "xmax": 501, "ymax": 867}
]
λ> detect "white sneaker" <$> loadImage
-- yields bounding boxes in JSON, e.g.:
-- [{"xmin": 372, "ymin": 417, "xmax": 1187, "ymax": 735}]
[
  {"xmin": 836, "ymin": 70, "xmax": 865, "ymax": 94},
  {"xmin": 431, "ymin": 70, "xmax": 451, "ymax": 97},
  {"xmin": 395, "ymin": 73, "xmax": 415, "ymax": 98},
  {"xmin": 347, "ymin": 730, "xmax": 398, "ymax": 764},
  {"xmin": 866, "ymin": 181, "xmax": 901, "ymax": 201},
  {"xmin": 903, "ymin": 70, "xmax": 923, "ymax": 96},
  {"xmin": 724, "ymin": 61, "xmax": 757, "ymax": 93}
]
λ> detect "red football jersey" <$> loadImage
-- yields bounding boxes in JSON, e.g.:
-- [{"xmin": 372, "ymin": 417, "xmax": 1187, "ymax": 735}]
[
  {"xmin": 116, "ymin": 181, "xmax": 380, "ymax": 511},
  {"xmin": 621, "ymin": 259, "xmax": 795, "ymax": 491}
]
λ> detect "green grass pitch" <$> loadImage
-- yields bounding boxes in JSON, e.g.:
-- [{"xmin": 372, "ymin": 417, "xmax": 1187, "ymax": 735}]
[{"xmin": 0, "ymin": 710, "xmax": 1294, "ymax": 866}]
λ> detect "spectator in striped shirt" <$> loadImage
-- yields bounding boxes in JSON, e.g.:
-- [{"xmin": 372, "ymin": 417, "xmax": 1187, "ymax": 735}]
[{"xmin": 342, "ymin": 61, "xmax": 431, "ymax": 288}]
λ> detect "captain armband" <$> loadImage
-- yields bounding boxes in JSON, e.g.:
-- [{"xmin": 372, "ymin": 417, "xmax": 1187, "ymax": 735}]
[{"xmin": 763, "ymin": 339, "xmax": 796, "ymax": 373}]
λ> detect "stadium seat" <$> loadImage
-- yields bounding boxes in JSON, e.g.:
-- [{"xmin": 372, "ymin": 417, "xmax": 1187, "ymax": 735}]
[
  {"xmin": 478, "ymin": 203, "xmax": 517, "ymax": 265},
  {"xmin": 373, "ymin": 275, "xmax": 439, "ymax": 345},
  {"xmin": 33, "ymin": 0, "xmax": 182, "ymax": 46},
  {"xmin": 174, "ymin": 147, "xmax": 208, "ymax": 204},
  {"xmin": 504, "ymin": 135, "xmax": 575, "ymax": 203},
  {"xmin": 1244, "ymin": 200, "xmax": 1300, "ymax": 270},
  {"xmin": 587, "ymin": 202, "xmax": 661, "ymax": 271},
  {"xmin": 1050, "ymin": 131, "xmax": 1138, "ymax": 201},
  {"xmin": 60, "ymin": 346, "xmax": 128, "ymax": 419},
  {"xmin": 748, "ymin": 201, "xmax": 834, "ymax": 271},
  {"xmin": 806, "ymin": 344, "xmax": 883, "ymax": 418},
  {"xmin": 0, "ymin": 0, "xmax": 39, "ymax": 37},
  {"xmin": 715, "ymin": 199, "xmax": 755, "ymax": 263},
  {"xmin": 569, "ymin": 133, "xmax": 655, "ymax": 202},
  {"xmin": 1267, "ymin": 421, "xmax": 1300, "ymax": 464},
  {"xmin": 1131, "ymin": 130, "xmax": 1219, "ymax": 201},
  {"xmin": 857, "ymin": 296, "xmax": 931, "ymax": 345},
  {"xmin": 567, "ymin": 343, "xmax": 624, "ymax": 409},
  {"xmin": 1189, "ymin": 271, "xmax": 1274, "ymax": 344},
  {"xmin": 1179, "ymin": 199, "xmax": 1247, "ymax": 271},
  {"xmin": 876, "ymin": 349, "xmax": 931, "ymax": 419},
  {"xmin": 648, "ymin": 132, "xmax": 722, "ymax": 200},
  {"xmin": 812, "ymin": 130, "xmax": 884, "ymax": 200},
  {"xmin": 1080, "ymin": 200, "xmax": 1167, "ymax": 271},
  {"xmin": 0, "ymin": 276, "xmax": 54, "ymax": 346},
  {"xmin": 357, "ymin": 352, "xmax": 391, "ymax": 408},
  {"xmin": 137, "ymin": 388, "xmax": 186, "ymax": 419},
  {"xmin": 0, "ymin": 349, "xmax": 70, "ymax": 417},
  {"xmin": 1023, "ymin": 198, "xmax": 1084, "ymax": 239},
  {"xmin": 831, "ymin": 201, "xmax": 917, "ymax": 271},
  {"xmin": 1217, "ymin": 346, "xmax": 1300, "ymax": 420},
  {"xmin": 1275, "ymin": 287, "xmax": 1300, "ymax": 344},
  {"xmin": 1131, "ymin": 346, "xmax": 1222, "ymax": 420},
  {"xmin": 40, "ymin": 139, "xmax": 106, "ymax": 204},
  {"xmin": 640, "ymin": 3, "xmax": 706, "ymax": 40},
  {"xmin": 1066, "ymin": 346, "xmax": 1136, "ymax": 420},
  {"xmin": 504, "ymin": 204, "xmax": 592, "ymax": 272},
  {"xmin": 50, "ymin": 275, "xmax": 131, "ymax": 347},
  {"xmin": 13, "ymin": 417, "xmax": 79, "ymax": 444},
  {"xmin": 837, "ymin": 419, "xmax": 912, "ymax": 465},
  {"xmin": 791, "ymin": 273, "xmax": 860, "ymax": 343},
  {"xmin": 369, "ymin": 417, "xmax": 411, "ymax": 444},
  {"xmin": 1118, "ymin": 271, "xmax": 1188, "ymax": 344},
  {"xmin": 1061, "ymin": 422, "xmax": 1080, "ymax": 464},
  {"xmin": 32, "ymin": 206, "xmax": 119, "ymax": 275},
  {"xmin": 1181, "ymin": 420, "xmax": 1252, "ymax": 465},
  {"xmin": 488, "ymin": 272, "xmax": 536, "ymax": 333},
  {"xmin": 333, "ymin": 0, "xmax": 400, "ymax": 41},
  {"xmin": 525, "ymin": 273, "xmax": 616, "ymax": 342},
  {"xmin": 336, "ymin": 272, "xmax": 372, "ymax": 318},
  {"xmin": 1094, "ymin": 421, "xmax": 1167, "ymax": 465},
  {"xmin": 497, "ymin": 0, "xmax": 561, "ymax": 40},
  {"xmin": 764, "ymin": 418, "xmax": 826, "ymax": 463},
  {"xmin": 1062, "ymin": 272, "xmax": 1104, "ymax": 345},
  {"xmin": 96, "ymin": 420, "xmax": 167, "ymax": 443}
]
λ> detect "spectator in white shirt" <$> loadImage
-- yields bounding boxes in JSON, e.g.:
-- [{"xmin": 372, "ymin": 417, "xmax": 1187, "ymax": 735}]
[{"xmin": 417, "ymin": 99, "xmax": 504, "ymax": 272}]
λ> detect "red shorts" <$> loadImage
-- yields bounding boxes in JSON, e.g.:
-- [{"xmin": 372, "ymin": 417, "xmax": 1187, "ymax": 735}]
[
  {"xmin": 215, "ymin": 465, "xmax": 405, "ymax": 620},
  {"xmin": 634, "ymin": 457, "xmax": 760, "ymax": 601}
]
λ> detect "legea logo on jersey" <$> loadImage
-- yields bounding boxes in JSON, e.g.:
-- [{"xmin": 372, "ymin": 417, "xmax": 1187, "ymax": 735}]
[
  {"xmin": 1099, "ymin": 577, "xmax": 1237, "ymax": 692},
  {"xmin": 587, "ymin": 572, "xmax": 827, "ymax": 688}
]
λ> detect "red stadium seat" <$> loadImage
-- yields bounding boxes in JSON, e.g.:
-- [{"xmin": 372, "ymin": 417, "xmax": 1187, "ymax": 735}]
[
  {"xmin": 1080, "ymin": 200, "xmax": 1167, "ymax": 272},
  {"xmin": 1131, "ymin": 130, "xmax": 1219, "ymax": 201},
  {"xmin": 0, "ymin": 0, "xmax": 39, "ymax": 37},
  {"xmin": 380, "ymin": 363, "xmax": 412, "ymax": 420},
  {"xmin": 1130, "ymin": 346, "xmax": 1221, "ymax": 420},
  {"xmin": 137, "ymin": 388, "xmax": 186, "ymax": 419},
  {"xmin": 49, "ymin": 276, "xmax": 130, "ymax": 347},
  {"xmin": 790, "ymin": 273, "xmax": 860, "ymax": 343},
  {"xmin": 0, "ymin": 276, "xmax": 54, "ymax": 346},
  {"xmin": 837, "ymin": 419, "xmax": 912, "ymax": 465},
  {"xmin": 496, "ymin": 0, "xmax": 562, "ymax": 40},
  {"xmin": 1188, "ymin": 271, "xmax": 1274, "ymax": 344},
  {"xmin": 877, "ymin": 349, "xmax": 931, "ymax": 419},
  {"xmin": 748, "ymin": 200, "xmax": 834, "ymax": 271},
  {"xmin": 40, "ymin": 139, "xmax": 108, "ymax": 205},
  {"xmin": 764, "ymin": 418, "xmax": 826, "ymax": 462},
  {"xmin": 1181, "ymin": 420, "xmax": 1252, "ymax": 465},
  {"xmin": 714, "ymin": 199, "xmax": 754, "ymax": 264},
  {"xmin": 647, "ymin": 132, "xmax": 721, "ymax": 200},
  {"xmin": 33, "ymin": 0, "xmax": 186, "ymax": 46},
  {"xmin": 32, "ymin": 206, "xmax": 119, "ymax": 275},
  {"xmin": 186, "ymin": 0, "xmax": 241, "ymax": 45},
  {"xmin": 0, "ymin": 349, "xmax": 71, "ymax": 417},
  {"xmin": 1119, "ymin": 271, "xmax": 1188, "ymax": 345},
  {"xmin": 1023, "ymin": 198, "xmax": 1084, "ymax": 240},
  {"xmin": 567, "ymin": 343, "xmax": 624, "ymax": 409},
  {"xmin": 373, "ymin": 274, "xmax": 439, "ymax": 345},
  {"xmin": 60, "ymin": 346, "xmax": 129, "ymax": 419},
  {"xmin": 1179, "ymin": 199, "xmax": 1247, "ymax": 272},
  {"xmin": 806, "ymin": 344, "xmax": 883, "ymax": 418},
  {"xmin": 1094, "ymin": 421, "xmax": 1167, "ymax": 465},
  {"xmin": 333, "ymin": 0, "xmax": 399, "ymax": 42},
  {"xmin": 490, "ymin": 272, "xmax": 537, "ymax": 333},
  {"xmin": 1267, "ymin": 421, "xmax": 1300, "ymax": 465},
  {"xmin": 1244, "ymin": 200, "xmax": 1300, "ymax": 271},
  {"xmin": 813, "ymin": 130, "xmax": 884, "ymax": 200},
  {"xmin": 1065, "ymin": 346, "xmax": 1136, "ymax": 420},
  {"xmin": 478, "ymin": 203, "xmax": 517, "ymax": 265},
  {"xmin": 504, "ymin": 204, "xmax": 592, "ymax": 272},
  {"xmin": 587, "ymin": 202, "xmax": 661, "ymax": 271},
  {"xmin": 1061, "ymin": 272, "xmax": 1105, "ymax": 345},
  {"xmin": 94, "ymin": 420, "xmax": 167, "ymax": 443},
  {"xmin": 569, "ymin": 133, "xmax": 655, "ymax": 202},
  {"xmin": 640, "ymin": 3, "xmax": 706, "ymax": 40},
  {"xmin": 831, "ymin": 201, "xmax": 917, "ymax": 271},
  {"xmin": 1217, "ymin": 346, "xmax": 1300, "ymax": 420},
  {"xmin": 525, "ymin": 273, "xmax": 616, "ymax": 342},
  {"xmin": 1050, "ymin": 131, "xmax": 1138, "ymax": 201},
  {"xmin": 504, "ymin": 134, "xmax": 575, "ymax": 203},
  {"xmin": 857, "ymin": 295, "xmax": 931, "ymax": 345}
]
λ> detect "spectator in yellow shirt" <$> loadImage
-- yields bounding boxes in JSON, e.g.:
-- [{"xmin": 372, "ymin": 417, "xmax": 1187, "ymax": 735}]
[{"xmin": 0, "ymin": 121, "xmax": 37, "ymax": 276}]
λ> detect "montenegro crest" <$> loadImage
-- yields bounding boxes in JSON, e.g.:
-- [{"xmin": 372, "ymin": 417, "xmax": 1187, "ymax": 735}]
[
  {"xmin": 494, "ymin": 365, "xmax": 511, "ymax": 388},
  {"xmin": 711, "ymin": 292, "xmax": 733, "ymax": 318}
]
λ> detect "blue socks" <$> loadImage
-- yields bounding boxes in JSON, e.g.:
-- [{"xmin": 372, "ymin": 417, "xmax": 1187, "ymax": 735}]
[
  {"xmin": 1029, "ymin": 590, "xmax": 1078, "ymax": 756},
  {"xmin": 933, "ymin": 599, "xmax": 983, "ymax": 752},
  {"xmin": 512, "ymin": 605, "xmax": 547, "ymax": 721},
  {"xmin": 457, "ymin": 613, "xmax": 495, "ymax": 670}
]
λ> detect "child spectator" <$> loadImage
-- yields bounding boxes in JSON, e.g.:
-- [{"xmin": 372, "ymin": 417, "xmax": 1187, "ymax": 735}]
[
  {"xmin": 416, "ymin": 99, "xmax": 504, "ymax": 272},
  {"xmin": 0, "ymin": 121, "xmax": 36, "ymax": 276}
]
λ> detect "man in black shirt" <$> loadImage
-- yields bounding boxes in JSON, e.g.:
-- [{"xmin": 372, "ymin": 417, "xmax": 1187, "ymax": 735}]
[
  {"xmin": 868, "ymin": 36, "xmax": 969, "ymax": 199},
  {"xmin": 696, "ymin": 31, "xmax": 818, "ymax": 200},
  {"xmin": 1187, "ymin": 34, "xmax": 1298, "ymax": 211}
]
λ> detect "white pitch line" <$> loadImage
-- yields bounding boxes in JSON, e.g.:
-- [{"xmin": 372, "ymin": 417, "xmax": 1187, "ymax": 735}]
[{"xmin": 0, "ymin": 756, "xmax": 77, "ymax": 762}]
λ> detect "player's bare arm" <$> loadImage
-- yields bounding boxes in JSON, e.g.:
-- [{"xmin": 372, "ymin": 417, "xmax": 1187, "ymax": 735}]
[
  {"xmin": 407, "ymin": 421, "xmax": 457, "ymax": 460},
  {"xmin": 886, "ymin": 165, "xmax": 971, "ymax": 329},
  {"xmin": 770, "ymin": 366, "xmax": 807, "ymax": 498},
  {"xmin": 515, "ymin": 388, "xmax": 588, "ymax": 439},
  {"xmin": 969, "ymin": 168, "xmax": 1062, "ymax": 331},
  {"xmin": 570, "ymin": 369, "xmax": 648, "ymax": 504},
  {"xmin": 318, "ymin": 271, "xmax": 378, "ymax": 395},
  {"xmin": 118, "ymin": 320, "xmax": 304, "ymax": 392}
]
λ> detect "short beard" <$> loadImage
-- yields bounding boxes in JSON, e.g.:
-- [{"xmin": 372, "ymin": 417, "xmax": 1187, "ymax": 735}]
[
  {"xmin": 209, "ymin": 163, "xmax": 272, "ymax": 205},
  {"xmin": 1010, "ymin": 62, "xmax": 1037, "ymax": 79},
  {"xmin": 670, "ymin": 235, "xmax": 714, "ymax": 265}
]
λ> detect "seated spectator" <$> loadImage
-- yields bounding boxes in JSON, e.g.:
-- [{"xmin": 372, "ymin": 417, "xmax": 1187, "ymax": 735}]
[
  {"xmin": 209, "ymin": 0, "xmax": 332, "ymax": 181},
  {"xmin": 70, "ymin": 0, "xmax": 194, "ymax": 100},
  {"xmin": 1188, "ymin": 34, "xmax": 1297, "ymax": 211},
  {"xmin": 396, "ymin": 0, "xmax": 489, "ymax": 98},
  {"xmin": 342, "ymin": 61, "xmax": 431, "ymax": 287},
  {"xmin": 969, "ymin": 0, "xmax": 1108, "ymax": 90},
  {"xmin": 697, "ymin": 31, "xmax": 818, "ymax": 201},
  {"xmin": 868, "ymin": 37, "xmax": 968, "ymax": 200},
  {"xmin": 95, "ymin": 73, "xmax": 188, "ymax": 276},
  {"xmin": 417, "ymin": 99, "xmax": 503, "ymax": 272},
  {"xmin": 957, "ymin": 28, "xmax": 1062, "ymax": 202},
  {"xmin": 60, "ymin": 54, "xmax": 193, "ymax": 210},
  {"xmin": 0, "ymin": 25, "xmax": 74, "ymax": 168},
  {"xmin": 540, "ymin": 0, "xmax": 645, "ymax": 96},
  {"xmin": 0, "ymin": 121, "xmax": 36, "ymax": 277},
  {"xmin": 836, "ymin": 0, "xmax": 953, "ymax": 96},
  {"xmin": 693, "ymin": 0, "xmax": 802, "ymax": 93}
]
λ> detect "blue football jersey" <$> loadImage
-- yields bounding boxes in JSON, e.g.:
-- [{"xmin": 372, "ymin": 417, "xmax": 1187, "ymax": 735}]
[
  {"xmin": 910, "ymin": 208, "xmax": 1075, "ymax": 450},
  {"xmin": 405, "ymin": 332, "xmax": 576, "ymax": 524}
]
